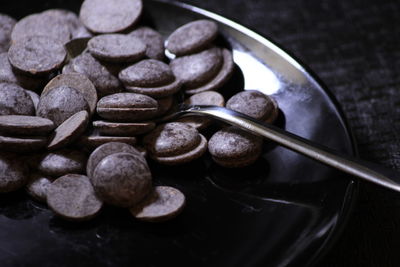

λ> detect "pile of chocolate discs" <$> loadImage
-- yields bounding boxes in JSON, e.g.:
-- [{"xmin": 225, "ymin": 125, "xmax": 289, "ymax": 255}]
[{"xmin": 0, "ymin": 0, "xmax": 279, "ymax": 222}]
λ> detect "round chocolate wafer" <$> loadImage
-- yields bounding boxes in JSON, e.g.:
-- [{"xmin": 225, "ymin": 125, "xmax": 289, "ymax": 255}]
[
  {"xmin": 47, "ymin": 110, "xmax": 89, "ymax": 150},
  {"xmin": 130, "ymin": 186, "xmax": 185, "ymax": 222},
  {"xmin": 0, "ymin": 53, "xmax": 46, "ymax": 91},
  {"xmin": 226, "ymin": 90, "xmax": 279, "ymax": 123},
  {"xmin": 170, "ymin": 47, "xmax": 222, "ymax": 88},
  {"xmin": 166, "ymin": 20, "xmax": 218, "ymax": 57},
  {"xmin": 92, "ymin": 152, "xmax": 152, "ymax": 207},
  {"xmin": 86, "ymin": 141, "xmax": 143, "ymax": 179},
  {"xmin": 184, "ymin": 48, "xmax": 234, "ymax": 95},
  {"xmin": 88, "ymin": 34, "xmax": 146, "ymax": 63},
  {"xmin": 208, "ymin": 126, "xmax": 263, "ymax": 168},
  {"xmin": 0, "ymin": 82, "xmax": 35, "ymax": 116},
  {"xmin": 47, "ymin": 174, "xmax": 103, "ymax": 221},
  {"xmin": 8, "ymin": 36, "xmax": 67, "ymax": 76},
  {"xmin": 43, "ymin": 74, "xmax": 98, "ymax": 115},
  {"xmin": 11, "ymin": 12, "xmax": 71, "ymax": 44},
  {"xmin": 80, "ymin": 0, "xmax": 143, "ymax": 33},
  {"xmin": 129, "ymin": 27, "xmax": 164, "ymax": 60},
  {"xmin": 70, "ymin": 52, "xmax": 122, "ymax": 97},
  {"xmin": 38, "ymin": 149, "xmax": 87, "ymax": 177},
  {"xmin": 37, "ymin": 86, "xmax": 90, "ymax": 126},
  {"xmin": 96, "ymin": 93, "xmax": 158, "ymax": 121},
  {"xmin": 119, "ymin": 59, "xmax": 174, "ymax": 87}
]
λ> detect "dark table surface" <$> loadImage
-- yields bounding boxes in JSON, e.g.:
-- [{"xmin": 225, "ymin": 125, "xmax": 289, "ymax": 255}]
[{"xmin": 177, "ymin": 0, "xmax": 400, "ymax": 266}]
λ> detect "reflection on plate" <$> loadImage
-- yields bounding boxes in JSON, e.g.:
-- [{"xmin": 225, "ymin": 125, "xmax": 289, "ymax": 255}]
[{"xmin": 0, "ymin": 1, "xmax": 357, "ymax": 267}]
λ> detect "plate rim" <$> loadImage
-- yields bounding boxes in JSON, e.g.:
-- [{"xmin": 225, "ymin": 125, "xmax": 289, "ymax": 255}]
[{"xmin": 149, "ymin": 1, "xmax": 359, "ymax": 266}]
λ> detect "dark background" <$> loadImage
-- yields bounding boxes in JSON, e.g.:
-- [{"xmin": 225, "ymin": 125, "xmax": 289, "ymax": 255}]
[{"xmin": 176, "ymin": 0, "xmax": 400, "ymax": 266}]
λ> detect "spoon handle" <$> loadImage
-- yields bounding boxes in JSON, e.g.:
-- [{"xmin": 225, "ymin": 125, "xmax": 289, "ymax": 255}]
[{"xmin": 183, "ymin": 105, "xmax": 400, "ymax": 193}]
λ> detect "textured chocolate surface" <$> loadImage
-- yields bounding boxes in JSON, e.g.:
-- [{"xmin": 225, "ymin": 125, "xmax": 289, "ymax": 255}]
[
  {"xmin": 143, "ymin": 122, "xmax": 202, "ymax": 158},
  {"xmin": 129, "ymin": 27, "xmax": 165, "ymax": 60},
  {"xmin": 47, "ymin": 174, "xmax": 103, "ymax": 221},
  {"xmin": 41, "ymin": 9, "xmax": 92, "ymax": 39},
  {"xmin": 130, "ymin": 186, "xmax": 185, "ymax": 222},
  {"xmin": 226, "ymin": 90, "xmax": 279, "ymax": 123},
  {"xmin": 86, "ymin": 141, "xmax": 143, "ymax": 179},
  {"xmin": 92, "ymin": 152, "xmax": 152, "ymax": 207},
  {"xmin": 88, "ymin": 34, "xmax": 146, "ymax": 63},
  {"xmin": 37, "ymin": 149, "xmax": 87, "ymax": 177},
  {"xmin": 43, "ymin": 74, "xmax": 98, "ymax": 115},
  {"xmin": 166, "ymin": 19, "xmax": 218, "ymax": 56},
  {"xmin": 47, "ymin": 110, "xmax": 89, "ymax": 150},
  {"xmin": 0, "ymin": 83, "xmax": 35, "ymax": 116},
  {"xmin": 170, "ymin": 47, "xmax": 222, "ymax": 88},
  {"xmin": 0, "ymin": 14, "xmax": 16, "ymax": 53},
  {"xmin": 8, "ymin": 36, "xmax": 67, "ymax": 76},
  {"xmin": 0, "ymin": 115, "xmax": 55, "ymax": 136},
  {"xmin": 119, "ymin": 59, "xmax": 175, "ymax": 87},
  {"xmin": 70, "ymin": 52, "xmax": 122, "ymax": 96},
  {"xmin": 11, "ymin": 12, "xmax": 71, "ymax": 44},
  {"xmin": 80, "ymin": 0, "xmax": 142, "ymax": 33},
  {"xmin": 208, "ymin": 126, "xmax": 263, "ymax": 168},
  {"xmin": 0, "ymin": 53, "xmax": 46, "ymax": 90},
  {"xmin": 37, "ymin": 86, "xmax": 89, "ymax": 126},
  {"xmin": 96, "ymin": 92, "xmax": 158, "ymax": 121},
  {"xmin": 184, "ymin": 48, "xmax": 234, "ymax": 95}
]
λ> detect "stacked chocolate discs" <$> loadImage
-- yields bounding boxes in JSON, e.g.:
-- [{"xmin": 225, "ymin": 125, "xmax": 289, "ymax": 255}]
[
  {"xmin": 166, "ymin": 20, "xmax": 235, "ymax": 95},
  {"xmin": 0, "ymin": 0, "xmax": 280, "ymax": 223}
]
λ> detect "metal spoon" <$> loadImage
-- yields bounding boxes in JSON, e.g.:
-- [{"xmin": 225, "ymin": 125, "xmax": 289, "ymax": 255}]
[{"xmin": 160, "ymin": 104, "xmax": 400, "ymax": 193}]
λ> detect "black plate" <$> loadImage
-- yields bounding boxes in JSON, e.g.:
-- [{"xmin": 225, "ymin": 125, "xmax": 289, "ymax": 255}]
[{"xmin": 0, "ymin": 1, "xmax": 357, "ymax": 266}]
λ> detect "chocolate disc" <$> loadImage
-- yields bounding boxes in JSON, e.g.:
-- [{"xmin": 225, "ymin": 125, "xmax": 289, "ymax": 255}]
[{"xmin": 130, "ymin": 186, "xmax": 185, "ymax": 222}]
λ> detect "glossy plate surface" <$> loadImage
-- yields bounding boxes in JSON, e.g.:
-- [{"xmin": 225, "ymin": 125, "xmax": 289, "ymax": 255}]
[{"xmin": 0, "ymin": 1, "xmax": 357, "ymax": 266}]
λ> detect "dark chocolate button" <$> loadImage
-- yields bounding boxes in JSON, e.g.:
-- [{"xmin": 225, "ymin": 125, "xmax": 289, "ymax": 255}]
[
  {"xmin": 226, "ymin": 90, "xmax": 279, "ymax": 123},
  {"xmin": 208, "ymin": 126, "xmax": 263, "ymax": 168},
  {"xmin": 88, "ymin": 34, "xmax": 146, "ymax": 63},
  {"xmin": 185, "ymin": 48, "xmax": 234, "ymax": 95},
  {"xmin": 38, "ymin": 149, "xmax": 87, "ymax": 177},
  {"xmin": 8, "ymin": 36, "xmax": 67, "ymax": 76},
  {"xmin": 47, "ymin": 174, "xmax": 103, "ymax": 221},
  {"xmin": 47, "ymin": 110, "xmax": 89, "ymax": 150},
  {"xmin": 0, "ymin": 83, "xmax": 35, "ymax": 116},
  {"xmin": 80, "ymin": 0, "xmax": 143, "ymax": 33},
  {"xmin": 37, "ymin": 85, "xmax": 90, "ymax": 126},
  {"xmin": 170, "ymin": 47, "xmax": 223, "ymax": 88},
  {"xmin": 129, "ymin": 27, "xmax": 164, "ymax": 60},
  {"xmin": 43, "ymin": 73, "xmax": 98, "ymax": 115},
  {"xmin": 96, "ymin": 93, "xmax": 158, "ymax": 122},
  {"xmin": 166, "ymin": 19, "xmax": 218, "ymax": 57},
  {"xmin": 119, "ymin": 59, "xmax": 175, "ymax": 87},
  {"xmin": 86, "ymin": 141, "xmax": 143, "ymax": 179},
  {"xmin": 11, "ymin": 12, "xmax": 71, "ymax": 44},
  {"xmin": 92, "ymin": 152, "xmax": 152, "ymax": 207},
  {"xmin": 70, "ymin": 52, "xmax": 122, "ymax": 97},
  {"xmin": 130, "ymin": 186, "xmax": 185, "ymax": 222}
]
